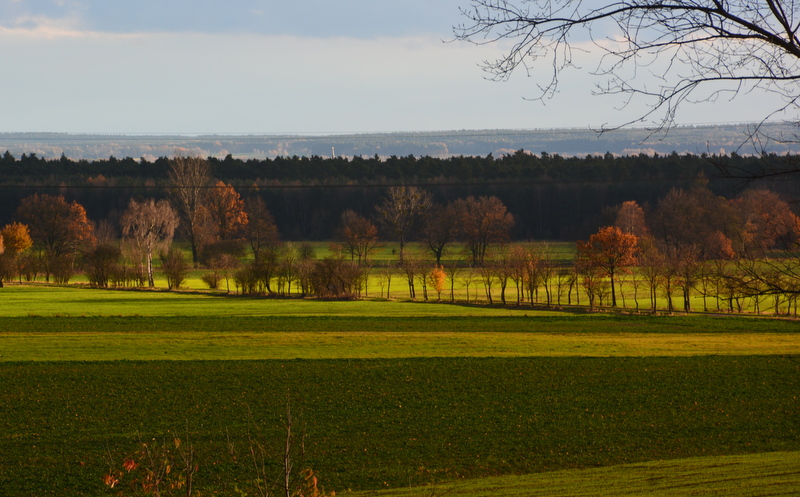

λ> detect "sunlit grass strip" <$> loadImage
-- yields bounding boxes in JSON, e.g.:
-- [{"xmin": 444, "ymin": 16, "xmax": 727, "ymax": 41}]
[
  {"xmin": 1, "ymin": 284, "xmax": 541, "ymax": 317},
  {"xmin": 351, "ymin": 451, "xmax": 800, "ymax": 497},
  {"xmin": 3, "ymin": 331, "xmax": 800, "ymax": 362}
]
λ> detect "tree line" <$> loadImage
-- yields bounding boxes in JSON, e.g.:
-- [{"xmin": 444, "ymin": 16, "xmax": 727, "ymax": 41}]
[
  {"xmin": 2, "ymin": 149, "xmax": 797, "ymax": 183},
  {"xmin": 3, "ymin": 149, "xmax": 796, "ymax": 242},
  {"xmin": 1, "ymin": 155, "xmax": 799, "ymax": 315}
]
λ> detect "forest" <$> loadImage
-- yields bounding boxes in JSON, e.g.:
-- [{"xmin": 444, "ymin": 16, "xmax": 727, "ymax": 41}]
[{"xmin": 0, "ymin": 149, "xmax": 798, "ymax": 241}]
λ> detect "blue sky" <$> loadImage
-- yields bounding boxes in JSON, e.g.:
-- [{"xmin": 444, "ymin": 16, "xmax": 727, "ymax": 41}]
[{"xmin": 0, "ymin": 0, "xmax": 787, "ymax": 134}]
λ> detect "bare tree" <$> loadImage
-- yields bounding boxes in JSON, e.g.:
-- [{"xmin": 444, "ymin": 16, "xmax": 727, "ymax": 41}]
[
  {"xmin": 245, "ymin": 197, "xmax": 280, "ymax": 264},
  {"xmin": 376, "ymin": 186, "xmax": 432, "ymax": 262},
  {"xmin": 337, "ymin": 210, "xmax": 379, "ymax": 266},
  {"xmin": 168, "ymin": 155, "xmax": 211, "ymax": 267},
  {"xmin": 452, "ymin": 196, "xmax": 515, "ymax": 266},
  {"xmin": 456, "ymin": 0, "xmax": 800, "ymax": 132},
  {"xmin": 121, "ymin": 198, "xmax": 179, "ymax": 287},
  {"xmin": 419, "ymin": 202, "xmax": 458, "ymax": 266}
]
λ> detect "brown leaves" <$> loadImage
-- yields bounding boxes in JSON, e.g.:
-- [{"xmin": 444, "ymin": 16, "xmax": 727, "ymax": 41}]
[
  {"xmin": 204, "ymin": 181, "xmax": 249, "ymax": 241},
  {"xmin": 16, "ymin": 193, "xmax": 95, "ymax": 258}
]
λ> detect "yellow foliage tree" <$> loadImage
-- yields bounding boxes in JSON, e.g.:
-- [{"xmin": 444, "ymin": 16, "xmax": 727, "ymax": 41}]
[{"xmin": 430, "ymin": 265, "xmax": 447, "ymax": 301}]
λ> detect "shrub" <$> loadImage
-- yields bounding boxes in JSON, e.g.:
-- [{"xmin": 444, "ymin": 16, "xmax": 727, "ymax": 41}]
[
  {"xmin": 201, "ymin": 271, "xmax": 220, "ymax": 289},
  {"xmin": 83, "ymin": 243, "xmax": 122, "ymax": 288},
  {"xmin": 160, "ymin": 248, "xmax": 189, "ymax": 290}
]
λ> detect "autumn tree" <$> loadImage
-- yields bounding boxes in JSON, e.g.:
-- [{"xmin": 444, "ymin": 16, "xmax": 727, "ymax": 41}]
[
  {"xmin": 430, "ymin": 265, "xmax": 447, "ymax": 301},
  {"xmin": 244, "ymin": 197, "xmax": 280, "ymax": 264},
  {"xmin": 120, "ymin": 198, "xmax": 180, "ymax": 287},
  {"xmin": 733, "ymin": 189, "xmax": 800, "ymax": 252},
  {"xmin": 337, "ymin": 210, "xmax": 379, "ymax": 266},
  {"xmin": 15, "ymin": 194, "xmax": 95, "ymax": 281},
  {"xmin": 577, "ymin": 226, "xmax": 639, "ymax": 307},
  {"xmin": 614, "ymin": 201, "xmax": 650, "ymax": 238},
  {"xmin": 168, "ymin": 155, "xmax": 211, "ymax": 267},
  {"xmin": 204, "ymin": 181, "xmax": 248, "ymax": 241},
  {"xmin": 721, "ymin": 189, "xmax": 800, "ymax": 302},
  {"xmin": 452, "ymin": 196, "xmax": 515, "ymax": 266},
  {"xmin": 376, "ymin": 186, "xmax": 432, "ymax": 262},
  {"xmin": 650, "ymin": 182, "xmax": 740, "ymax": 257},
  {"xmin": 0, "ymin": 223, "xmax": 33, "ymax": 286}
]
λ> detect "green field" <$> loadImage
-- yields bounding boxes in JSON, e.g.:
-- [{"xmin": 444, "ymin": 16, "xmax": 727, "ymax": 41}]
[
  {"xmin": 2, "ymin": 284, "xmax": 536, "ymax": 317},
  {"xmin": 355, "ymin": 451, "xmax": 800, "ymax": 496},
  {"xmin": 0, "ymin": 285, "xmax": 799, "ymax": 496}
]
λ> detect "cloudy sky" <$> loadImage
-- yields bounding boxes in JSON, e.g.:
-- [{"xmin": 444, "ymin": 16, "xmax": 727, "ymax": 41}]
[{"xmin": 0, "ymin": 0, "xmax": 788, "ymax": 134}]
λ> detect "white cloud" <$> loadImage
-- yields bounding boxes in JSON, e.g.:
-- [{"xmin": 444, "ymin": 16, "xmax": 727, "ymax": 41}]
[{"xmin": 0, "ymin": 25, "xmax": 787, "ymax": 134}]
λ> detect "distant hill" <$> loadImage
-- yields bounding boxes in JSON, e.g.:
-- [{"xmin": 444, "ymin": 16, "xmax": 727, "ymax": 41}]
[{"xmin": 1, "ymin": 123, "xmax": 798, "ymax": 160}]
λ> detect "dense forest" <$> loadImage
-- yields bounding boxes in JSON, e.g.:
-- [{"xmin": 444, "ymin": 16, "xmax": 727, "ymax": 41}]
[{"xmin": 1, "ymin": 150, "xmax": 797, "ymax": 241}]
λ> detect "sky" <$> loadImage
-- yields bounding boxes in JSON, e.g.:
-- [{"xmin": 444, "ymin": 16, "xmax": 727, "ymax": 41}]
[{"xmin": 0, "ymin": 0, "xmax": 791, "ymax": 134}]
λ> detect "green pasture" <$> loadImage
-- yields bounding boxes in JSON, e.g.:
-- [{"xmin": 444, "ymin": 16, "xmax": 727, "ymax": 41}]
[
  {"xmin": 1, "ymin": 284, "xmax": 534, "ymax": 317},
  {"xmin": 354, "ymin": 451, "xmax": 800, "ymax": 496},
  {"xmin": 2, "ymin": 285, "xmax": 800, "ymax": 362}
]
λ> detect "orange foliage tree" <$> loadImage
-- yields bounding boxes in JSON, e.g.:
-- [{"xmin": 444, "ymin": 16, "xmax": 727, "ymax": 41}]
[
  {"xmin": 204, "ymin": 181, "xmax": 248, "ymax": 241},
  {"xmin": 429, "ymin": 265, "xmax": 447, "ymax": 301},
  {"xmin": 733, "ymin": 189, "xmax": 800, "ymax": 252},
  {"xmin": 577, "ymin": 226, "xmax": 639, "ymax": 307},
  {"xmin": 15, "ymin": 194, "xmax": 95, "ymax": 281},
  {"xmin": 0, "ymin": 222, "xmax": 32, "ymax": 256},
  {"xmin": 0, "ymin": 223, "xmax": 33, "ymax": 285},
  {"xmin": 614, "ymin": 200, "xmax": 650, "ymax": 237}
]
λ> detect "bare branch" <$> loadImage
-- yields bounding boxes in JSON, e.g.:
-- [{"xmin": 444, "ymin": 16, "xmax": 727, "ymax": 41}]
[{"xmin": 455, "ymin": 0, "xmax": 800, "ymax": 132}]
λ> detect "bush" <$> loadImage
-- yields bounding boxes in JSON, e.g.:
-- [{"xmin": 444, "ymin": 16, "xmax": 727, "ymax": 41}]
[
  {"xmin": 83, "ymin": 243, "xmax": 122, "ymax": 288},
  {"xmin": 309, "ymin": 257, "xmax": 362, "ymax": 299},
  {"xmin": 201, "ymin": 271, "xmax": 220, "ymax": 289},
  {"xmin": 234, "ymin": 263, "xmax": 260, "ymax": 295},
  {"xmin": 50, "ymin": 254, "xmax": 75, "ymax": 284},
  {"xmin": 160, "ymin": 248, "xmax": 189, "ymax": 290}
]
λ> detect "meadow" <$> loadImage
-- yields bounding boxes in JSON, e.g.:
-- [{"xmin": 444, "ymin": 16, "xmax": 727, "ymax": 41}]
[{"xmin": 0, "ymin": 285, "xmax": 798, "ymax": 496}]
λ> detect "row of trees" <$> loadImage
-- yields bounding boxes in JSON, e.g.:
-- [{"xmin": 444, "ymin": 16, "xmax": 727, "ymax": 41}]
[
  {"xmin": 575, "ymin": 183, "xmax": 800, "ymax": 313},
  {"xmin": 1, "ymin": 156, "xmax": 799, "ymax": 314}
]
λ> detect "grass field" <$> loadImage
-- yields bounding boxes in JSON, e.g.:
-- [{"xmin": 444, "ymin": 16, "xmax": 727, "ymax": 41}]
[
  {"xmin": 1, "ymin": 284, "xmax": 537, "ymax": 317},
  {"xmin": 3, "ymin": 357, "xmax": 799, "ymax": 495},
  {"xmin": 0, "ymin": 284, "xmax": 798, "ymax": 496},
  {"xmin": 355, "ymin": 451, "xmax": 800, "ymax": 496}
]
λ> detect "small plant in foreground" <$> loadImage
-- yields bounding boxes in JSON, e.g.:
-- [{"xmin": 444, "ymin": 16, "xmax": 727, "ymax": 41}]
[{"xmin": 104, "ymin": 404, "xmax": 334, "ymax": 497}]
